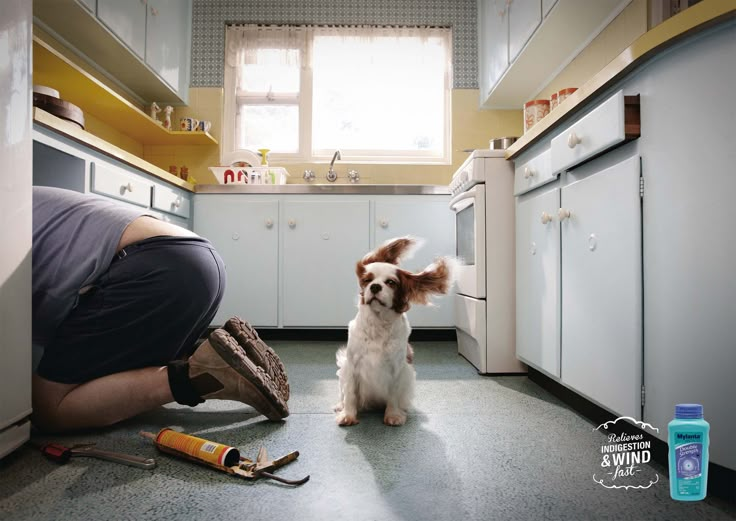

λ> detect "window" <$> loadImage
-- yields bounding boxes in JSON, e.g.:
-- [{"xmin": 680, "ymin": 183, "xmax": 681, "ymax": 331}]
[{"xmin": 223, "ymin": 25, "xmax": 452, "ymax": 165}]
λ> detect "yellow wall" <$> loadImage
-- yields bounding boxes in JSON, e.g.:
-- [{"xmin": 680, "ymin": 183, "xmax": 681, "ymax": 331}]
[
  {"xmin": 162, "ymin": 88, "xmax": 523, "ymax": 186},
  {"xmin": 537, "ymin": 0, "xmax": 648, "ymax": 100}
]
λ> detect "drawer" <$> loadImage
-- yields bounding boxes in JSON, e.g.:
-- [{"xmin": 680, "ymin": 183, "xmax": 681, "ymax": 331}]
[
  {"xmin": 90, "ymin": 162, "xmax": 152, "ymax": 207},
  {"xmin": 152, "ymin": 184, "xmax": 191, "ymax": 219},
  {"xmin": 514, "ymin": 148, "xmax": 553, "ymax": 196},
  {"xmin": 551, "ymin": 91, "xmax": 640, "ymax": 173}
]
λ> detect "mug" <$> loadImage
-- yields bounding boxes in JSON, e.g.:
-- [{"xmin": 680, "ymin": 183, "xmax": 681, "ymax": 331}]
[
  {"xmin": 180, "ymin": 117, "xmax": 199, "ymax": 131},
  {"xmin": 196, "ymin": 120, "xmax": 211, "ymax": 133}
]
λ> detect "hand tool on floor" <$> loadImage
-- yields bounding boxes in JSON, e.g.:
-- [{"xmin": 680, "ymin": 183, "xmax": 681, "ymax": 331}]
[
  {"xmin": 140, "ymin": 428, "xmax": 309, "ymax": 486},
  {"xmin": 35, "ymin": 441, "xmax": 157, "ymax": 469}
]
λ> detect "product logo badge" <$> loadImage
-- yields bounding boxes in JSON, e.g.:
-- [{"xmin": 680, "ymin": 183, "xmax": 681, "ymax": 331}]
[{"xmin": 593, "ymin": 417, "xmax": 660, "ymax": 490}]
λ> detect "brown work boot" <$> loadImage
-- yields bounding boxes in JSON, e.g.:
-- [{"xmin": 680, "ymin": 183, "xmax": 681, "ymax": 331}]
[
  {"xmin": 188, "ymin": 329, "xmax": 288, "ymax": 421},
  {"xmin": 224, "ymin": 316, "xmax": 290, "ymax": 400}
]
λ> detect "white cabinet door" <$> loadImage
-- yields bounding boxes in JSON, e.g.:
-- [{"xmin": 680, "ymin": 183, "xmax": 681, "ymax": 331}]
[
  {"xmin": 508, "ymin": 0, "xmax": 542, "ymax": 62},
  {"xmin": 193, "ymin": 197, "xmax": 279, "ymax": 327},
  {"xmin": 374, "ymin": 198, "xmax": 455, "ymax": 327},
  {"xmin": 146, "ymin": 0, "xmax": 191, "ymax": 95},
  {"xmin": 478, "ymin": 0, "xmax": 509, "ymax": 98},
  {"xmin": 282, "ymin": 201, "xmax": 370, "ymax": 327},
  {"xmin": 516, "ymin": 187, "xmax": 560, "ymax": 377},
  {"xmin": 560, "ymin": 156, "xmax": 641, "ymax": 418},
  {"xmin": 97, "ymin": 0, "xmax": 146, "ymax": 59}
]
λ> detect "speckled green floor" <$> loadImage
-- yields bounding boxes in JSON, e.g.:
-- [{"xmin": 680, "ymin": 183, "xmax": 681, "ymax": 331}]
[{"xmin": 0, "ymin": 341, "xmax": 734, "ymax": 521}]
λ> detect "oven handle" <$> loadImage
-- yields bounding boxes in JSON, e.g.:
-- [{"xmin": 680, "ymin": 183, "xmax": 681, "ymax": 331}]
[{"xmin": 448, "ymin": 190, "xmax": 476, "ymax": 212}]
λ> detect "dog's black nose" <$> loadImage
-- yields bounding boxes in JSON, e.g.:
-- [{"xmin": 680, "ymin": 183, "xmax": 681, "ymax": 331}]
[{"xmin": 370, "ymin": 283, "xmax": 381, "ymax": 294}]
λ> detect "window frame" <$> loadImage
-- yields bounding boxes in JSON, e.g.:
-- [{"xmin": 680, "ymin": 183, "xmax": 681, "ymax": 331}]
[{"xmin": 222, "ymin": 25, "xmax": 452, "ymax": 166}]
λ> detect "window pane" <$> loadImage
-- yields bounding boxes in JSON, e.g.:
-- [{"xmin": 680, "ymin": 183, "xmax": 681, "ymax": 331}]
[
  {"xmin": 312, "ymin": 34, "xmax": 446, "ymax": 154},
  {"xmin": 238, "ymin": 104, "xmax": 299, "ymax": 153},
  {"xmin": 239, "ymin": 49, "xmax": 300, "ymax": 94}
]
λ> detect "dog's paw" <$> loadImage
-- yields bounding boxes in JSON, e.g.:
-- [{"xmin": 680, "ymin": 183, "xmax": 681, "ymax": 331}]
[
  {"xmin": 336, "ymin": 412, "xmax": 359, "ymax": 426},
  {"xmin": 383, "ymin": 412, "xmax": 407, "ymax": 426}
]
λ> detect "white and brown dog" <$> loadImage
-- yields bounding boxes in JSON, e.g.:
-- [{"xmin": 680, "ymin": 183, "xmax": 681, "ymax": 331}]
[{"xmin": 334, "ymin": 237, "xmax": 454, "ymax": 426}]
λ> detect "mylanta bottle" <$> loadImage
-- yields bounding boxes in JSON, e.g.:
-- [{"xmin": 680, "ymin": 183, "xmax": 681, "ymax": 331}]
[{"xmin": 668, "ymin": 403, "xmax": 710, "ymax": 501}]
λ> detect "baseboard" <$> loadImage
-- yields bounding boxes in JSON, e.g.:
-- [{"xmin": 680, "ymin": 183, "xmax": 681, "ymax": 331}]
[
  {"xmin": 205, "ymin": 327, "xmax": 457, "ymax": 342},
  {"xmin": 528, "ymin": 367, "xmax": 735, "ymax": 505}
]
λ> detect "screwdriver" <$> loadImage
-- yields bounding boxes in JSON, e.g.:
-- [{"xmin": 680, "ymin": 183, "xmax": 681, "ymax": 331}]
[{"xmin": 36, "ymin": 442, "xmax": 157, "ymax": 470}]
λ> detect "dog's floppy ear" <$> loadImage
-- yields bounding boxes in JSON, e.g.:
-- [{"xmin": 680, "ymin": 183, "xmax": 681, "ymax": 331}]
[
  {"xmin": 360, "ymin": 236, "xmax": 420, "ymax": 266},
  {"xmin": 393, "ymin": 257, "xmax": 455, "ymax": 312}
]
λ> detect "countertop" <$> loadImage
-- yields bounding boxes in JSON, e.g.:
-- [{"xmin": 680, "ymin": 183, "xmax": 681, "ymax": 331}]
[
  {"xmin": 195, "ymin": 184, "xmax": 451, "ymax": 195},
  {"xmin": 505, "ymin": 0, "xmax": 736, "ymax": 160}
]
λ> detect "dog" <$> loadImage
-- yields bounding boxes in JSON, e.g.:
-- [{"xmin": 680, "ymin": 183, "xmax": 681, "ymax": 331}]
[{"xmin": 334, "ymin": 237, "xmax": 454, "ymax": 426}]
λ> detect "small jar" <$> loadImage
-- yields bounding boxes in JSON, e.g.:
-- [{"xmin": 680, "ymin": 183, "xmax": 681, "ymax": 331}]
[
  {"xmin": 557, "ymin": 87, "xmax": 578, "ymax": 106},
  {"xmin": 180, "ymin": 166, "xmax": 189, "ymax": 181},
  {"xmin": 168, "ymin": 165, "xmax": 178, "ymax": 176},
  {"xmin": 550, "ymin": 92, "xmax": 558, "ymax": 111},
  {"xmin": 524, "ymin": 99, "xmax": 550, "ymax": 132}
]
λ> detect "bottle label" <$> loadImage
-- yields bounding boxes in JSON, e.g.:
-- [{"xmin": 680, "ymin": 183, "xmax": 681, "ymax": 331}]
[{"xmin": 673, "ymin": 432, "xmax": 703, "ymax": 495}]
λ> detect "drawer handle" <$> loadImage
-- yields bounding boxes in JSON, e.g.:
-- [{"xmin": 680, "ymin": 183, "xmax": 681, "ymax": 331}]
[
  {"xmin": 123, "ymin": 182, "xmax": 133, "ymax": 193},
  {"xmin": 172, "ymin": 199, "xmax": 181, "ymax": 208},
  {"xmin": 379, "ymin": 219, "xmax": 389, "ymax": 228},
  {"xmin": 524, "ymin": 167, "xmax": 535, "ymax": 179},
  {"xmin": 265, "ymin": 218, "xmax": 274, "ymax": 229},
  {"xmin": 567, "ymin": 132, "xmax": 582, "ymax": 149},
  {"xmin": 558, "ymin": 208, "xmax": 572, "ymax": 221},
  {"xmin": 288, "ymin": 219, "xmax": 296, "ymax": 229},
  {"xmin": 540, "ymin": 212, "xmax": 553, "ymax": 225}
]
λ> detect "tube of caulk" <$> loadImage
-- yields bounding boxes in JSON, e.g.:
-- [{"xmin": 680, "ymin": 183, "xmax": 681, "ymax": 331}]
[{"xmin": 141, "ymin": 428, "xmax": 240, "ymax": 470}]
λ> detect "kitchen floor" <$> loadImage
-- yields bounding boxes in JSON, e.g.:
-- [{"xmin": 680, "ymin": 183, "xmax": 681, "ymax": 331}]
[{"xmin": 0, "ymin": 341, "xmax": 734, "ymax": 521}]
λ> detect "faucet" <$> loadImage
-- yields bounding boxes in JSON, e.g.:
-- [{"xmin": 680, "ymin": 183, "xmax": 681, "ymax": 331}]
[{"xmin": 326, "ymin": 150, "xmax": 341, "ymax": 182}]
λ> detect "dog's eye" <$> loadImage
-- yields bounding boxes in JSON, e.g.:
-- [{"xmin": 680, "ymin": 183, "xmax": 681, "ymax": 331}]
[{"xmin": 386, "ymin": 279, "xmax": 397, "ymax": 287}]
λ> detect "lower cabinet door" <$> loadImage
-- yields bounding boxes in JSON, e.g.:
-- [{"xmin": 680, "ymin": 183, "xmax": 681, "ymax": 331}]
[
  {"xmin": 516, "ymin": 186, "xmax": 561, "ymax": 377},
  {"xmin": 194, "ymin": 197, "xmax": 279, "ymax": 327},
  {"xmin": 282, "ymin": 200, "xmax": 370, "ymax": 327},
  {"xmin": 560, "ymin": 155, "xmax": 642, "ymax": 418},
  {"xmin": 374, "ymin": 198, "xmax": 455, "ymax": 327}
]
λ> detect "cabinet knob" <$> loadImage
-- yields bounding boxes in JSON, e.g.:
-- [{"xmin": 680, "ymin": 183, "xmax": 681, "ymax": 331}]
[
  {"xmin": 150, "ymin": 7, "xmax": 159, "ymax": 16},
  {"xmin": 379, "ymin": 219, "xmax": 389, "ymax": 228},
  {"xmin": 558, "ymin": 208, "xmax": 572, "ymax": 221},
  {"xmin": 540, "ymin": 211, "xmax": 553, "ymax": 224},
  {"xmin": 232, "ymin": 232, "xmax": 240, "ymax": 241},
  {"xmin": 288, "ymin": 219, "xmax": 296, "ymax": 228},
  {"xmin": 123, "ymin": 182, "xmax": 133, "ymax": 192},
  {"xmin": 265, "ymin": 218, "xmax": 274, "ymax": 229},
  {"xmin": 524, "ymin": 167, "xmax": 535, "ymax": 179},
  {"xmin": 173, "ymin": 199, "xmax": 181, "ymax": 208},
  {"xmin": 567, "ymin": 132, "xmax": 582, "ymax": 149}
]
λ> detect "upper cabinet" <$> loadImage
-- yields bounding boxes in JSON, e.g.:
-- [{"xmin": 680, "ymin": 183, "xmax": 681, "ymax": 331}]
[
  {"xmin": 33, "ymin": 0, "xmax": 192, "ymax": 104},
  {"xmin": 478, "ymin": 0, "xmax": 632, "ymax": 109}
]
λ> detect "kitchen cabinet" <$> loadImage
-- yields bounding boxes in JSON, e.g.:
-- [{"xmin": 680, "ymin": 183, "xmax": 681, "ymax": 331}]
[
  {"xmin": 478, "ymin": 0, "xmax": 632, "ymax": 108},
  {"xmin": 78, "ymin": 0, "xmax": 96, "ymax": 13},
  {"xmin": 97, "ymin": 0, "xmax": 146, "ymax": 60},
  {"xmin": 193, "ymin": 197, "xmax": 279, "ymax": 327},
  {"xmin": 508, "ymin": 0, "xmax": 542, "ymax": 63},
  {"xmin": 560, "ymin": 155, "xmax": 642, "ymax": 419},
  {"xmin": 515, "ymin": 185, "xmax": 560, "ymax": 378},
  {"xmin": 374, "ymin": 198, "xmax": 456, "ymax": 327},
  {"xmin": 34, "ymin": 0, "xmax": 192, "ymax": 104},
  {"xmin": 191, "ymin": 193, "xmax": 454, "ymax": 329},
  {"xmin": 282, "ymin": 201, "xmax": 370, "ymax": 327},
  {"xmin": 33, "ymin": 124, "xmax": 192, "ymax": 229}
]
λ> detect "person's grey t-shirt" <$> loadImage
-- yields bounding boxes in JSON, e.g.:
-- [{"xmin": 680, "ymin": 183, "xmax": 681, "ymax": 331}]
[{"xmin": 32, "ymin": 186, "xmax": 148, "ymax": 344}]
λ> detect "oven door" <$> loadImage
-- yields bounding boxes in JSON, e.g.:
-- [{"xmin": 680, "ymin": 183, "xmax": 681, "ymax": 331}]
[{"xmin": 449, "ymin": 183, "xmax": 485, "ymax": 298}]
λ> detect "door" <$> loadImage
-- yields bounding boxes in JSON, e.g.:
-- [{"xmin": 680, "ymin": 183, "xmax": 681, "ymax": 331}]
[
  {"xmin": 478, "ymin": 0, "xmax": 510, "ymax": 97},
  {"xmin": 516, "ymin": 186, "xmax": 560, "ymax": 377},
  {"xmin": 282, "ymin": 201, "xmax": 370, "ymax": 327},
  {"xmin": 146, "ymin": 0, "xmax": 191, "ymax": 95},
  {"xmin": 97, "ymin": 0, "xmax": 147, "ymax": 60},
  {"xmin": 508, "ymin": 0, "xmax": 542, "ymax": 62},
  {"xmin": 560, "ymin": 156, "xmax": 642, "ymax": 418},
  {"xmin": 374, "ymin": 198, "xmax": 455, "ymax": 327},
  {"xmin": 193, "ymin": 197, "xmax": 279, "ymax": 327},
  {"xmin": 0, "ymin": 0, "xmax": 32, "ymax": 458}
]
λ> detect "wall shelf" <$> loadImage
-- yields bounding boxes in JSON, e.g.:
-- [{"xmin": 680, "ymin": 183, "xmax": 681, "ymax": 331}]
[{"xmin": 32, "ymin": 36, "xmax": 218, "ymax": 147}]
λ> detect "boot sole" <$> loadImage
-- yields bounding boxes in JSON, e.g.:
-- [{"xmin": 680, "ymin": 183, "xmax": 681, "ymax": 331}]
[
  {"xmin": 207, "ymin": 329, "xmax": 289, "ymax": 421},
  {"xmin": 224, "ymin": 317, "xmax": 290, "ymax": 401}
]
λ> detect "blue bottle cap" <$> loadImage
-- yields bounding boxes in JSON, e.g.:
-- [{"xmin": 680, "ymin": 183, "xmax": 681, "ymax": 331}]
[{"xmin": 675, "ymin": 403, "xmax": 703, "ymax": 419}]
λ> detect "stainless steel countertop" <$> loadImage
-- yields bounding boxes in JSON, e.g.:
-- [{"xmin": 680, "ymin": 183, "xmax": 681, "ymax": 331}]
[{"xmin": 195, "ymin": 184, "xmax": 451, "ymax": 195}]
